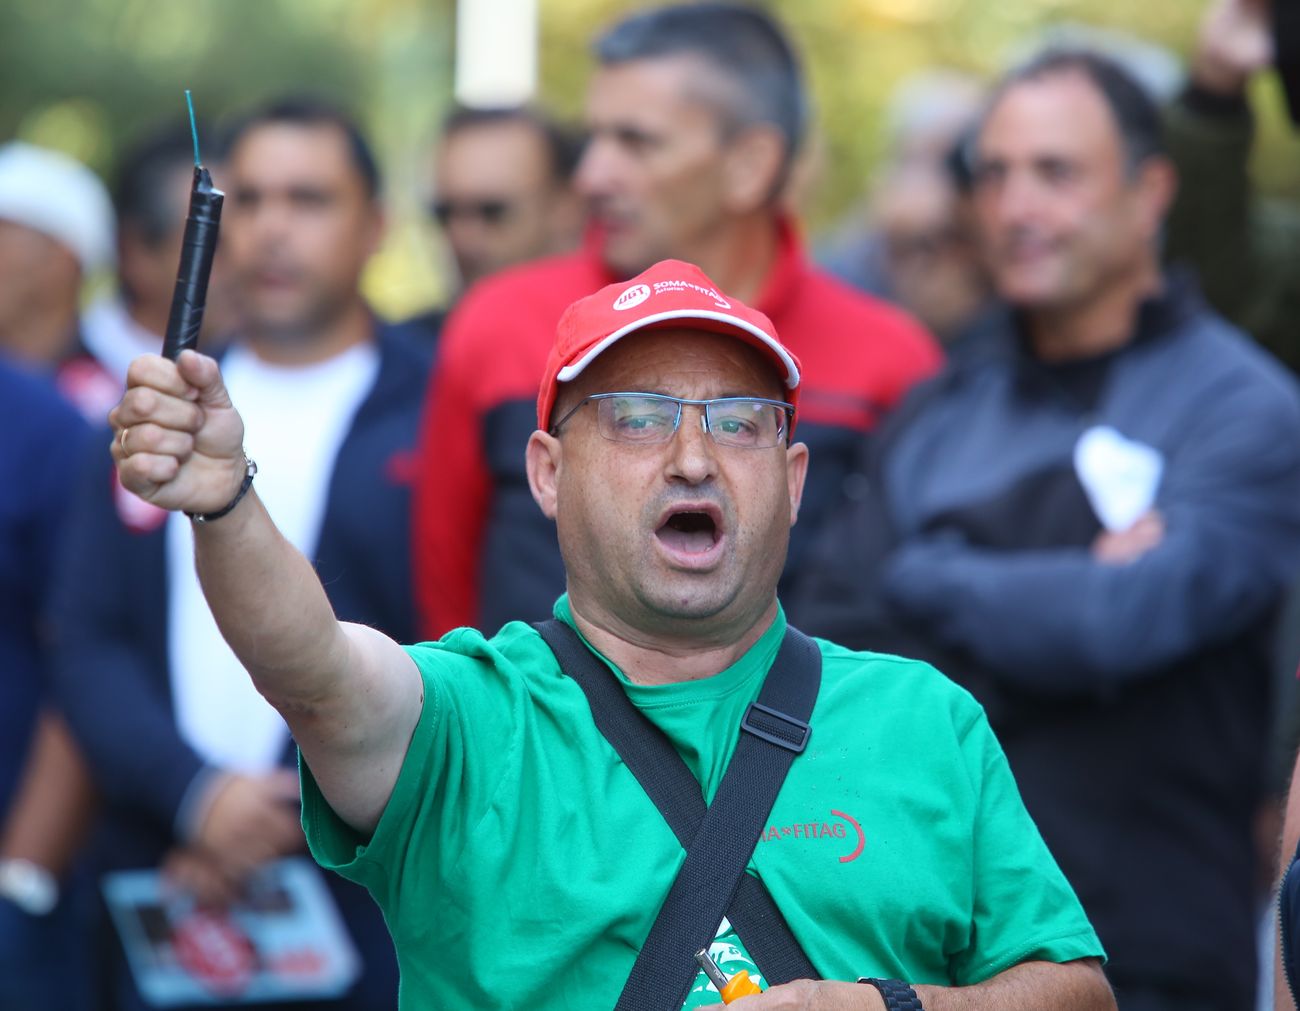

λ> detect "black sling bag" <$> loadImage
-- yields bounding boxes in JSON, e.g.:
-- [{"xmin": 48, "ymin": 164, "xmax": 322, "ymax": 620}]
[
  {"xmin": 534, "ymin": 620, "xmax": 822, "ymax": 1010},
  {"xmin": 1280, "ymin": 836, "xmax": 1300, "ymax": 1007}
]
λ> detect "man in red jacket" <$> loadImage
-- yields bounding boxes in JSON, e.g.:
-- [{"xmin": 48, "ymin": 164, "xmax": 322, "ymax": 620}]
[{"xmin": 414, "ymin": 2, "xmax": 941, "ymax": 637}]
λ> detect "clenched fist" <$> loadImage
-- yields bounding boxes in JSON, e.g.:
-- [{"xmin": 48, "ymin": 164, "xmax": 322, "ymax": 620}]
[
  {"xmin": 1192, "ymin": 0, "xmax": 1274, "ymax": 95},
  {"xmin": 110, "ymin": 350, "xmax": 247, "ymax": 516}
]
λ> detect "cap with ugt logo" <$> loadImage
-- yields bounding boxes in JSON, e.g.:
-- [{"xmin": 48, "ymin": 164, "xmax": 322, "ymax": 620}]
[{"xmin": 536, "ymin": 259, "xmax": 802, "ymax": 430}]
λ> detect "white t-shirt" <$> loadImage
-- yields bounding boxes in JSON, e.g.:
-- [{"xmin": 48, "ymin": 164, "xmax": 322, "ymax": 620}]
[
  {"xmin": 81, "ymin": 296, "xmax": 163, "ymax": 386},
  {"xmin": 167, "ymin": 341, "xmax": 380, "ymax": 772}
]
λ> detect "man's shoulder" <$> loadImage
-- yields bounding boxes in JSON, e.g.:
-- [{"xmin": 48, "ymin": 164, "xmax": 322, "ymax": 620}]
[
  {"xmin": 374, "ymin": 319, "xmax": 436, "ymax": 380},
  {"xmin": 0, "ymin": 357, "xmax": 88, "ymax": 440},
  {"xmin": 376, "ymin": 317, "xmax": 438, "ymax": 366},
  {"xmin": 0, "ymin": 359, "xmax": 97, "ymax": 536},
  {"xmin": 1147, "ymin": 294, "xmax": 1300, "ymax": 413},
  {"xmin": 778, "ymin": 260, "xmax": 943, "ymax": 401},
  {"xmin": 405, "ymin": 620, "xmax": 556, "ymax": 678},
  {"xmin": 437, "ymin": 251, "xmax": 608, "ymax": 377},
  {"xmin": 804, "ymin": 638, "xmax": 1000, "ymax": 791},
  {"xmin": 1170, "ymin": 297, "xmax": 1281, "ymax": 364},
  {"xmin": 786, "ymin": 260, "xmax": 932, "ymax": 338},
  {"xmin": 812, "ymin": 635, "xmax": 985, "ymax": 726}
]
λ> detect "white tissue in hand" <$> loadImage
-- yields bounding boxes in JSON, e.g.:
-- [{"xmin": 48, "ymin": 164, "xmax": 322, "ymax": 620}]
[{"xmin": 1073, "ymin": 425, "xmax": 1164, "ymax": 533}]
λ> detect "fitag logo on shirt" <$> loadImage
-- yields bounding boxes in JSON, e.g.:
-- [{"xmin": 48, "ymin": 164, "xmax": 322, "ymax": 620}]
[{"xmin": 758, "ymin": 808, "xmax": 866, "ymax": 863}]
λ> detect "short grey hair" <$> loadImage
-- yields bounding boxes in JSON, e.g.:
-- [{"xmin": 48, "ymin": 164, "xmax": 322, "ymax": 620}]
[{"xmin": 594, "ymin": 3, "xmax": 807, "ymax": 180}]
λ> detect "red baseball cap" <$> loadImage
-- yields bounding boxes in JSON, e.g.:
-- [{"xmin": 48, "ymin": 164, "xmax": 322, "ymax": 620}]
[{"xmin": 537, "ymin": 259, "xmax": 802, "ymax": 430}]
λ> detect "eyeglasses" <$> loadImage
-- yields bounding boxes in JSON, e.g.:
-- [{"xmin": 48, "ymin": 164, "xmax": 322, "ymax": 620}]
[
  {"xmin": 884, "ymin": 226, "xmax": 966, "ymax": 266},
  {"xmin": 550, "ymin": 393, "xmax": 794, "ymax": 449},
  {"xmin": 429, "ymin": 198, "xmax": 513, "ymax": 226}
]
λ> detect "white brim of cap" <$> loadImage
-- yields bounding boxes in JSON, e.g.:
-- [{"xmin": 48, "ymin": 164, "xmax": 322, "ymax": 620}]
[{"xmin": 555, "ymin": 308, "xmax": 801, "ymax": 389}]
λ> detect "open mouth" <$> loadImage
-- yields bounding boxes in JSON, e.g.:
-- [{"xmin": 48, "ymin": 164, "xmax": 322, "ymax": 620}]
[{"xmin": 655, "ymin": 505, "xmax": 723, "ymax": 556}]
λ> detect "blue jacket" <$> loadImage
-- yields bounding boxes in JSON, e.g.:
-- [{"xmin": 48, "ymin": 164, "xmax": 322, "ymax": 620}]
[
  {"xmin": 0, "ymin": 360, "xmax": 91, "ymax": 820},
  {"xmin": 793, "ymin": 277, "xmax": 1300, "ymax": 1007},
  {"xmin": 49, "ymin": 324, "xmax": 431, "ymax": 1008}
]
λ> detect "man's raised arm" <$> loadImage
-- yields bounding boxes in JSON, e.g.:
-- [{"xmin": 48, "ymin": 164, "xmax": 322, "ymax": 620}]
[{"xmin": 110, "ymin": 350, "xmax": 422, "ymax": 834}]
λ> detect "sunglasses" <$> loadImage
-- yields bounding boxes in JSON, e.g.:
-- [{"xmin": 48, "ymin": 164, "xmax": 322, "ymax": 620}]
[{"xmin": 429, "ymin": 198, "xmax": 514, "ymax": 226}]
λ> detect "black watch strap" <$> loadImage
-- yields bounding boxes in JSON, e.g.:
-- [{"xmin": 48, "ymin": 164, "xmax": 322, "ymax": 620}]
[
  {"xmin": 857, "ymin": 977, "xmax": 924, "ymax": 1010},
  {"xmin": 185, "ymin": 455, "xmax": 257, "ymax": 524}
]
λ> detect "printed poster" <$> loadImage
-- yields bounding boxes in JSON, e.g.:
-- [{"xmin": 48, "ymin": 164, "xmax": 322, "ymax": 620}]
[{"xmin": 102, "ymin": 857, "xmax": 360, "ymax": 1006}]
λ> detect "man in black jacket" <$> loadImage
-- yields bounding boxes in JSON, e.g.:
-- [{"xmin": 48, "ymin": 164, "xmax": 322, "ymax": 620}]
[{"xmin": 795, "ymin": 50, "xmax": 1300, "ymax": 1011}]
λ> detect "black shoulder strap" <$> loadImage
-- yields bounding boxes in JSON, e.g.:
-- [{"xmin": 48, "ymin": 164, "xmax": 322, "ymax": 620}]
[
  {"xmin": 1280, "ymin": 835, "xmax": 1300, "ymax": 1007},
  {"xmin": 534, "ymin": 619, "xmax": 822, "ymax": 1010}
]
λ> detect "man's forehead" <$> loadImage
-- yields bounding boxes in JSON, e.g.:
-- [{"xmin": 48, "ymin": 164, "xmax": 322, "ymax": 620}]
[
  {"xmin": 0, "ymin": 216, "xmax": 79, "ymax": 268},
  {"xmin": 981, "ymin": 70, "xmax": 1120, "ymax": 155},
  {"xmin": 437, "ymin": 122, "xmax": 550, "ymax": 187},
  {"xmin": 587, "ymin": 53, "xmax": 726, "ymax": 121},
  {"xmin": 575, "ymin": 327, "xmax": 783, "ymax": 394},
  {"xmin": 0, "ymin": 216, "xmax": 58, "ymax": 244},
  {"xmin": 443, "ymin": 118, "xmax": 543, "ymax": 155},
  {"xmin": 230, "ymin": 123, "xmax": 356, "ymax": 181}
]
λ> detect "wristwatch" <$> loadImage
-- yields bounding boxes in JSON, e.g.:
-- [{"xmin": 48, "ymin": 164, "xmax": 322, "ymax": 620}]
[
  {"xmin": 0, "ymin": 858, "xmax": 59, "ymax": 915},
  {"xmin": 857, "ymin": 977, "xmax": 924, "ymax": 1010}
]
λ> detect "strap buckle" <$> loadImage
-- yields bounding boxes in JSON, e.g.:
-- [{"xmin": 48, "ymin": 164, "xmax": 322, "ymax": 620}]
[{"xmin": 741, "ymin": 702, "xmax": 810, "ymax": 754}]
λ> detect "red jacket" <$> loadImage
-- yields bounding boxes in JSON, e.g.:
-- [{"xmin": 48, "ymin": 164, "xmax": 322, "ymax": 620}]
[{"xmin": 414, "ymin": 220, "xmax": 941, "ymax": 637}]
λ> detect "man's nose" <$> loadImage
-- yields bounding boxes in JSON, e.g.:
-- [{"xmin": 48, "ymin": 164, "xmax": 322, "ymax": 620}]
[
  {"xmin": 246, "ymin": 198, "xmax": 293, "ymax": 244},
  {"xmin": 664, "ymin": 405, "xmax": 720, "ymax": 484},
  {"xmin": 446, "ymin": 214, "xmax": 489, "ymax": 245},
  {"xmin": 989, "ymin": 170, "xmax": 1044, "ymax": 226},
  {"xmin": 574, "ymin": 136, "xmax": 618, "ymax": 199}
]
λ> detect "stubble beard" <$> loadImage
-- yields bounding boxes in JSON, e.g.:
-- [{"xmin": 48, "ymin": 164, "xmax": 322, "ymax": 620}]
[{"xmin": 243, "ymin": 287, "xmax": 348, "ymax": 347}]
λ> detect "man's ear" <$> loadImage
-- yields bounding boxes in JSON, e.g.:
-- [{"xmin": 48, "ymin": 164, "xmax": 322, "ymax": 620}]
[
  {"xmin": 545, "ymin": 186, "xmax": 585, "ymax": 253},
  {"xmin": 1134, "ymin": 156, "xmax": 1177, "ymax": 244},
  {"xmin": 786, "ymin": 440, "xmax": 809, "ymax": 527},
  {"xmin": 526, "ymin": 430, "xmax": 562, "ymax": 519},
  {"xmin": 362, "ymin": 202, "xmax": 388, "ymax": 262},
  {"xmin": 721, "ymin": 125, "xmax": 785, "ymax": 214}
]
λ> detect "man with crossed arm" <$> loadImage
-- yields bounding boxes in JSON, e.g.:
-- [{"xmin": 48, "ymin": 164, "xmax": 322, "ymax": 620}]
[{"xmin": 110, "ymin": 258, "xmax": 1112, "ymax": 1009}]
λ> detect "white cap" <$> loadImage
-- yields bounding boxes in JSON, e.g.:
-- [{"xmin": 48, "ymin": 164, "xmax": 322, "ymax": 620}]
[{"xmin": 0, "ymin": 142, "xmax": 116, "ymax": 274}]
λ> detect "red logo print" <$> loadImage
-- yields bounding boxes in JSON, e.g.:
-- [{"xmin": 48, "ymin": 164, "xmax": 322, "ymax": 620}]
[
  {"xmin": 173, "ymin": 909, "xmax": 257, "ymax": 995},
  {"xmin": 759, "ymin": 808, "xmax": 866, "ymax": 864}
]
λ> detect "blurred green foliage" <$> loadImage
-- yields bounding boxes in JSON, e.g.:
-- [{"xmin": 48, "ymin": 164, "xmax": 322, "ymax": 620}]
[
  {"xmin": 2, "ymin": 0, "xmax": 1295, "ymax": 316},
  {"xmin": 0, "ymin": 0, "xmax": 455, "ymax": 315}
]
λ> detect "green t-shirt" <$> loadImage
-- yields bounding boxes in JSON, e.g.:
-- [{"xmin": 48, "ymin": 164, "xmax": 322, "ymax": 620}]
[{"xmin": 301, "ymin": 598, "xmax": 1103, "ymax": 1008}]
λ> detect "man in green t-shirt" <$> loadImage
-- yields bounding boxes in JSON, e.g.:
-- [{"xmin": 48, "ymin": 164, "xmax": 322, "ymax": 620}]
[{"xmin": 109, "ymin": 247, "xmax": 1113, "ymax": 1008}]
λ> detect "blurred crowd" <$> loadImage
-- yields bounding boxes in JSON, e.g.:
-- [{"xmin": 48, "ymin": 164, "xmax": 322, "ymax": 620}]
[{"xmin": 2, "ymin": 0, "xmax": 1299, "ymax": 1009}]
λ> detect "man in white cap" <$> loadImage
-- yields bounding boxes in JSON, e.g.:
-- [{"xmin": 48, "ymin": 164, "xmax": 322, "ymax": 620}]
[
  {"xmin": 0, "ymin": 141, "xmax": 115, "ymax": 1007},
  {"xmin": 110, "ymin": 257, "xmax": 1113, "ymax": 1009},
  {"xmin": 0, "ymin": 140, "xmax": 118, "ymax": 421}
]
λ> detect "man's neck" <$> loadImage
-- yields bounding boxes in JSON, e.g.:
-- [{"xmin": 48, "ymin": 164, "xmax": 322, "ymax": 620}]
[
  {"xmin": 245, "ymin": 299, "xmax": 374, "ymax": 366},
  {"xmin": 567, "ymin": 595, "xmax": 779, "ymax": 687},
  {"xmin": 1025, "ymin": 261, "xmax": 1163, "ymax": 363},
  {"xmin": 679, "ymin": 214, "xmax": 781, "ymax": 306}
]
